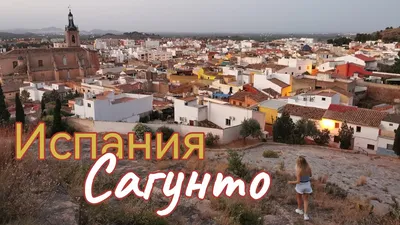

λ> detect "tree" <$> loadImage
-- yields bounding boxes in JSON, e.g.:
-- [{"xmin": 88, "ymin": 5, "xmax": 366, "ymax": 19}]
[
  {"xmin": 42, "ymin": 89, "xmax": 60, "ymax": 103},
  {"xmin": 20, "ymin": 90, "xmax": 30, "ymax": 104},
  {"xmin": 393, "ymin": 125, "xmax": 400, "ymax": 156},
  {"xmin": 273, "ymin": 112, "xmax": 295, "ymax": 143},
  {"xmin": 295, "ymin": 118, "xmax": 318, "ymax": 139},
  {"xmin": 41, "ymin": 98, "xmax": 46, "ymax": 118},
  {"xmin": 314, "ymin": 129, "xmax": 331, "ymax": 146},
  {"xmin": 15, "ymin": 93, "xmax": 25, "ymax": 125},
  {"xmin": 51, "ymin": 99, "xmax": 63, "ymax": 135},
  {"xmin": 240, "ymin": 119, "xmax": 263, "ymax": 143},
  {"xmin": 0, "ymin": 84, "xmax": 10, "ymax": 125},
  {"xmin": 338, "ymin": 121, "xmax": 354, "ymax": 149}
]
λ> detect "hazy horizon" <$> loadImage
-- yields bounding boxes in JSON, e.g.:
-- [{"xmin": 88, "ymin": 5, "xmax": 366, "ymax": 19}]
[{"xmin": 0, "ymin": 0, "xmax": 399, "ymax": 34}]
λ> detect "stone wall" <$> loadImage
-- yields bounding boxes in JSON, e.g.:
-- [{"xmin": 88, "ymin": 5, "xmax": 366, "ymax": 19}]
[
  {"xmin": 357, "ymin": 80, "xmax": 400, "ymax": 103},
  {"xmin": 66, "ymin": 118, "xmax": 243, "ymax": 144}
]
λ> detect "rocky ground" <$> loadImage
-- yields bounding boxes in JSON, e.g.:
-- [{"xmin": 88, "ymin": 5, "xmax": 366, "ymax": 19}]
[{"xmin": 6, "ymin": 138, "xmax": 400, "ymax": 225}]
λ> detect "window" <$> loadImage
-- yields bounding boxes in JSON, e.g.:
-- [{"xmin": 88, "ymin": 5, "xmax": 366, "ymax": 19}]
[
  {"xmin": 310, "ymin": 97, "xmax": 315, "ymax": 102},
  {"xmin": 387, "ymin": 144, "xmax": 393, "ymax": 150},
  {"xmin": 63, "ymin": 56, "xmax": 67, "ymax": 66},
  {"xmin": 389, "ymin": 123, "xmax": 393, "ymax": 127},
  {"xmin": 12, "ymin": 61, "xmax": 18, "ymax": 68},
  {"xmin": 356, "ymin": 126, "xmax": 361, "ymax": 133},
  {"xmin": 334, "ymin": 136, "xmax": 340, "ymax": 143},
  {"xmin": 367, "ymin": 144, "xmax": 375, "ymax": 150},
  {"xmin": 38, "ymin": 60, "xmax": 43, "ymax": 67},
  {"xmin": 322, "ymin": 97, "xmax": 326, "ymax": 101},
  {"xmin": 298, "ymin": 66, "xmax": 301, "ymax": 70},
  {"xmin": 72, "ymin": 35, "xmax": 76, "ymax": 44},
  {"xmin": 335, "ymin": 123, "xmax": 340, "ymax": 129},
  {"xmin": 87, "ymin": 103, "xmax": 91, "ymax": 108},
  {"xmin": 239, "ymin": 102, "xmax": 242, "ymax": 106},
  {"xmin": 233, "ymin": 101, "xmax": 236, "ymax": 105},
  {"xmin": 226, "ymin": 119, "xmax": 231, "ymax": 126}
]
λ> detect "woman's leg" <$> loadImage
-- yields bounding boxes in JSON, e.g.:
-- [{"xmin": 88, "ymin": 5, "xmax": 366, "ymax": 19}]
[
  {"xmin": 296, "ymin": 193, "xmax": 303, "ymax": 210},
  {"xmin": 303, "ymin": 194, "xmax": 309, "ymax": 214}
]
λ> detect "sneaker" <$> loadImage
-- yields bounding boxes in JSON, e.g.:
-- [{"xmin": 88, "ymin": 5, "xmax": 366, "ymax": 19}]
[
  {"xmin": 295, "ymin": 209, "xmax": 304, "ymax": 215},
  {"xmin": 304, "ymin": 214, "xmax": 310, "ymax": 221}
]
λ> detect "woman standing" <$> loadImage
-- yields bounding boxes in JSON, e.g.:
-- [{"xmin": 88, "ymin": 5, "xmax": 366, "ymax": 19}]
[{"xmin": 288, "ymin": 156, "xmax": 313, "ymax": 221}]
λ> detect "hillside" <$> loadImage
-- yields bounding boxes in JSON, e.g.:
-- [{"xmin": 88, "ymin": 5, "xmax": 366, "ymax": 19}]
[
  {"xmin": 100, "ymin": 31, "xmax": 161, "ymax": 39},
  {"xmin": 380, "ymin": 27, "xmax": 400, "ymax": 42}
]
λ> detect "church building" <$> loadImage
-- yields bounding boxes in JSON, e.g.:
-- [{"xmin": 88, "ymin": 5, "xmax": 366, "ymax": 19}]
[{"xmin": 0, "ymin": 10, "xmax": 100, "ymax": 82}]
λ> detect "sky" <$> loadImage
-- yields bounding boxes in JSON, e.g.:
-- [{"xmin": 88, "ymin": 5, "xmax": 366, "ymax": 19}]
[{"xmin": 0, "ymin": 0, "xmax": 399, "ymax": 33}]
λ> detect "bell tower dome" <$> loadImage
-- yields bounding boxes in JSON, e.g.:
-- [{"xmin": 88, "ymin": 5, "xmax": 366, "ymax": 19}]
[{"xmin": 65, "ymin": 9, "xmax": 80, "ymax": 47}]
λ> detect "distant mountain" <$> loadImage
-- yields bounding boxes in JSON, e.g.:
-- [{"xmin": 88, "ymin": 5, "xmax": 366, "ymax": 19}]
[{"xmin": 100, "ymin": 31, "xmax": 161, "ymax": 39}]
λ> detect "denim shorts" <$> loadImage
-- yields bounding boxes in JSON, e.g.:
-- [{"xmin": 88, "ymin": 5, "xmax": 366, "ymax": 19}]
[{"xmin": 295, "ymin": 181, "xmax": 313, "ymax": 194}]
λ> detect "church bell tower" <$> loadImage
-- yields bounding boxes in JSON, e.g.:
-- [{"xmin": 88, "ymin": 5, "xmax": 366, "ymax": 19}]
[{"xmin": 65, "ymin": 9, "xmax": 80, "ymax": 47}]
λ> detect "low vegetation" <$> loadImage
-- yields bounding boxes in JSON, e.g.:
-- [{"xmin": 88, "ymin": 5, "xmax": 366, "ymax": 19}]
[
  {"xmin": 132, "ymin": 123, "xmax": 154, "ymax": 140},
  {"xmin": 205, "ymin": 132, "xmax": 220, "ymax": 147},
  {"xmin": 156, "ymin": 126, "xmax": 174, "ymax": 142},
  {"xmin": 262, "ymin": 150, "xmax": 279, "ymax": 158}
]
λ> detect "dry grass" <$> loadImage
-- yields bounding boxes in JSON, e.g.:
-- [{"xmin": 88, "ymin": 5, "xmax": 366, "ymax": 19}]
[
  {"xmin": 356, "ymin": 176, "xmax": 368, "ymax": 186},
  {"xmin": 262, "ymin": 150, "xmax": 279, "ymax": 158}
]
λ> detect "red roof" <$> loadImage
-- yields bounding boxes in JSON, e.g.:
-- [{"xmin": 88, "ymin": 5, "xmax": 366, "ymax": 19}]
[
  {"xmin": 327, "ymin": 104, "xmax": 358, "ymax": 113},
  {"xmin": 355, "ymin": 54, "xmax": 376, "ymax": 62}
]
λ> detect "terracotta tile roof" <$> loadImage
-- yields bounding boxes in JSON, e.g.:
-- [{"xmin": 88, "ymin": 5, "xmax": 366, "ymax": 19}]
[
  {"xmin": 262, "ymin": 88, "xmax": 280, "ymax": 97},
  {"xmin": 372, "ymin": 104, "xmax": 394, "ymax": 112},
  {"xmin": 315, "ymin": 92, "xmax": 337, "ymax": 97},
  {"xmin": 281, "ymin": 104, "xmax": 326, "ymax": 120},
  {"xmin": 323, "ymin": 104, "xmax": 388, "ymax": 127},
  {"xmin": 382, "ymin": 114, "xmax": 400, "ymax": 124},
  {"xmin": 181, "ymin": 96, "xmax": 197, "ymax": 102},
  {"xmin": 230, "ymin": 89, "xmax": 269, "ymax": 103},
  {"xmin": 269, "ymin": 78, "xmax": 290, "ymax": 88},
  {"xmin": 112, "ymin": 97, "xmax": 135, "ymax": 104},
  {"xmin": 355, "ymin": 54, "xmax": 376, "ymax": 62}
]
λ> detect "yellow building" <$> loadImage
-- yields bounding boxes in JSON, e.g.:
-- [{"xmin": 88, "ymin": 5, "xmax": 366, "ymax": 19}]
[
  {"xmin": 258, "ymin": 99, "xmax": 288, "ymax": 125},
  {"xmin": 194, "ymin": 67, "xmax": 222, "ymax": 80}
]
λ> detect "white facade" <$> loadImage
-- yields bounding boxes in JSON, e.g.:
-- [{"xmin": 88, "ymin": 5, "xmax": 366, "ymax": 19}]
[
  {"xmin": 174, "ymin": 98, "xmax": 208, "ymax": 126},
  {"xmin": 174, "ymin": 97, "xmax": 265, "ymax": 130},
  {"xmin": 20, "ymin": 82, "xmax": 70, "ymax": 102},
  {"xmin": 237, "ymin": 56, "xmax": 265, "ymax": 65},
  {"xmin": 74, "ymin": 92, "xmax": 153, "ymax": 122},
  {"xmin": 288, "ymin": 93, "xmax": 340, "ymax": 109},
  {"xmin": 144, "ymin": 40, "xmax": 160, "ymax": 49},
  {"xmin": 334, "ymin": 55, "xmax": 366, "ymax": 67},
  {"xmin": 317, "ymin": 61, "xmax": 345, "ymax": 72}
]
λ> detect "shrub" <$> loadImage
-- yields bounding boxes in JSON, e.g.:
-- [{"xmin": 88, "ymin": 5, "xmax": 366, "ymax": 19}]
[
  {"xmin": 314, "ymin": 129, "xmax": 331, "ymax": 145},
  {"xmin": 324, "ymin": 182, "xmax": 348, "ymax": 199},
  {"xmin": 205, "ymin": 132, "xmax": 220, "ymax": 147},
  {"xmin": 227, "ymin": 150, "xmax": 250, "ymax": 182},
  {"xmin": 156, "ymin": 126, "xmax": 174, "ymax": 142},
  {"xmin": 262, "ymin": 150, "xmax": 279, "ymax": 158},
  {"xmin": 133, "ymin": 123, "xmax": 154, "ymax": 140},
  {"xmin": 238, "ymin": 209, "xmax": 262, "ymax": 225},
  {"xmin": 139, "ymin": 116, "xmax": 150, "ymax": 123}
]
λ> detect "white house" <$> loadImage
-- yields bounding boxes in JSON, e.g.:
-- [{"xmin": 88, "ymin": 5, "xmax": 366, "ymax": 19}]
[
  {"xmin": 377, "ymin": 114, "xmax": 400, "ymax": 156},
  {"xmin": 20, "ymin": 82, "xmax": 71, "ymax": 102},
  {"xmin": 73, "ymin": 91, "xmax": 153, "ymax": 122},
  {"xmin": 277, "ymin": 58, "xmax": 313, "ymax": 74},
  {"xmin": 334, "ymin": 55, "xmax": 366, "ymax": 67},
  {"xmin": 317, "ymin": 61, "xmax": 345, "ymax": 72},
  {"xmin": 174, "ymin": 96, "xmax": 265, "ymax": 130},
  {"xmin": 321, "ymin": 104, "xmax": 388, "ymax": 152},
  {"xmin": 287, "ymin": 92, "xmax": 340, "ymax": 109}
]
